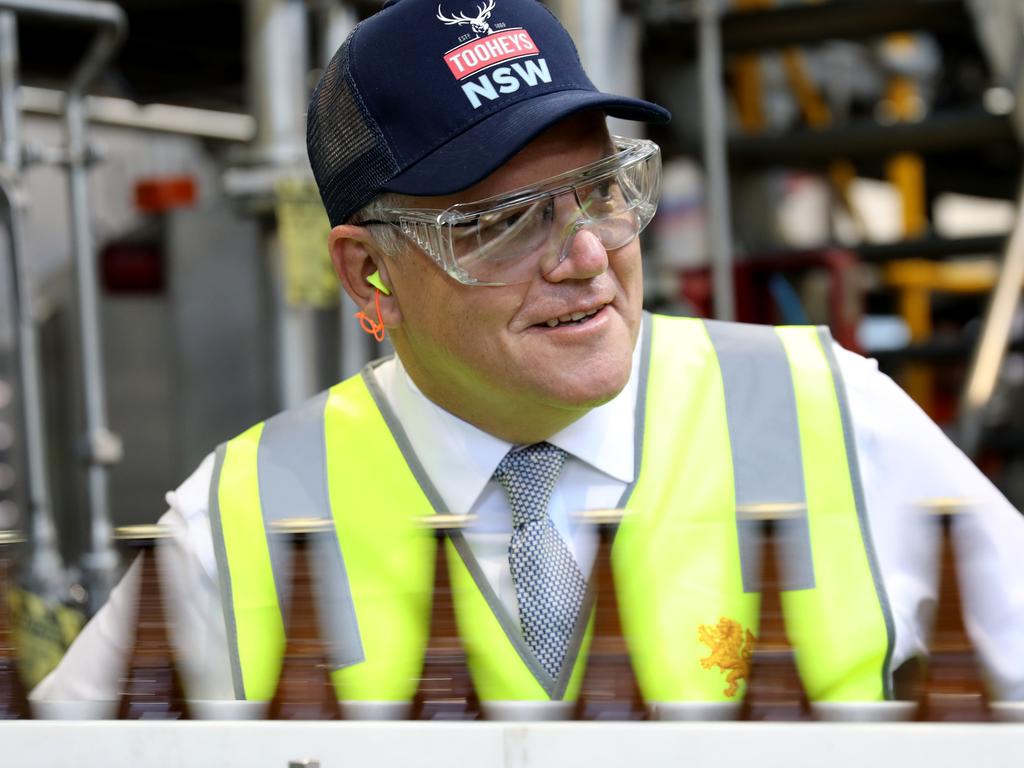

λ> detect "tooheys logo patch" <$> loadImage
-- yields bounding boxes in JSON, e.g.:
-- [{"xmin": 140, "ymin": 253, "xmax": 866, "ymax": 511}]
[{"xmin": 437, "ymin": 1, "xmax": 553, "ymax": 110}]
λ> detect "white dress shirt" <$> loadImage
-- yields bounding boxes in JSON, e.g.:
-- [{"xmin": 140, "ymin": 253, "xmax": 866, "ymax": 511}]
[{"xmin": 32, "ymin": 319, "xmax": 1024, "ymax": 702}]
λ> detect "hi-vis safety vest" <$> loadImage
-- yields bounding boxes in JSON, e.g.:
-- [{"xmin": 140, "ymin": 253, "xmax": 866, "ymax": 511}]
[{"xmin": 210, "ymin": 314, "xmax": 895, "ymax": 704}]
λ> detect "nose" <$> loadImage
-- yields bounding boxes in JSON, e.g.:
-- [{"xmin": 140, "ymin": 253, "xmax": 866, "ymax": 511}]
[{"xmin": 543, "ymin": 226, "xmax": 609, "ymax": 282}]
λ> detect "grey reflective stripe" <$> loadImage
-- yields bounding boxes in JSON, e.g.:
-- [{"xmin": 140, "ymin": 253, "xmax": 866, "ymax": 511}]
[
  {"xmin": 362, "ymin": 361, "xmax": 585, "ymax": 700},
  {"xmin": 705, "ymin": 320, "xmax": 815, "ymax": 593},
  {"xmin": 816, "ymin": 328, "xmax": 896, "ymax": 699},
  {"xmin": 209, "ymin": 443, "xmax": 246, "ymax": 700},
  {"xmin": 256, "ymin": 390, "xmax": 365, "ymax": 670}
]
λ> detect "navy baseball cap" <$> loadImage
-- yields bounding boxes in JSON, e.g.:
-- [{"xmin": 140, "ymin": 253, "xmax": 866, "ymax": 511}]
[{"xmin": 307, "ymin": 0, "xmax": 670, "ymax": 226}]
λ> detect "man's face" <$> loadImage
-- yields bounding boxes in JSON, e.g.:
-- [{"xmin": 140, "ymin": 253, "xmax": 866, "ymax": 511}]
[{"xmin": 381, "ymin": 113, "xmax": 644, "ymax": 439}]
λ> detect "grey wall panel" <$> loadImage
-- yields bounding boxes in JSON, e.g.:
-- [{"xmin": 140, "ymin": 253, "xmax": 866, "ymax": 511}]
[
  {"xmin": 168, "ymin": 206, "xmax": 275, "ymax": 477},
  {"xmin": 104, "ymin": 295, "xmax": 176, "ymax": 526}
]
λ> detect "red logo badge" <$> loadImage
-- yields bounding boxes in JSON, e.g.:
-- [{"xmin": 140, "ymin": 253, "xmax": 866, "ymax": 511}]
[{"xmin": 443, "ymin": 29, "xmax": 540, "ymax": 80}]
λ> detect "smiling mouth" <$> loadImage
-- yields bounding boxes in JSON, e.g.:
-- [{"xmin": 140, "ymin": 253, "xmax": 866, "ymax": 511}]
[{"xmin": 539, "ymin": 305, "xmax": 604, "ymax": 328}]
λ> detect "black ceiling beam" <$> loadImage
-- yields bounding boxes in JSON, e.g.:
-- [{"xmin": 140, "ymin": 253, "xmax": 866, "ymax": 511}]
[
  {"xmin": 857, "ymin": 234, "xmax": 1009, "ymax": 263},
  {"xmin": 648, "ymin": 0, "xmax": 970, "ymax": 54},
  {"xmin": 724, "ymin": 109, "xmax": 1014, "ymax": 164}
]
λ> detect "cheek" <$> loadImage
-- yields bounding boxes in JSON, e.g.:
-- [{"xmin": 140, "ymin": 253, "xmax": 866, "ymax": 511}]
[
  {"xmin": 450, "ymin": 299, "xmax": 534, "ymax": 384},
  {"xmin": 608, "ymin": 246, "xmax": 644, "ymax": 326},
  {"xmin": 392, "ymin": 260, "xmax": 459, "ymax": 330},
  {"xmin": 613, "ymin": 243, "xmax": 643, "ymax": 285},
  {"xmin": 390, "ymin": 248, "xmax": 528, "ymax": 346},
  {"xmin": 403, "ymin": 282, "xmax": 521, "ymax": 362}
]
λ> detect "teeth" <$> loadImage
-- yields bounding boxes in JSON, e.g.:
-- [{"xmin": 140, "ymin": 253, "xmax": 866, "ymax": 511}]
[{"xmin": 543, "ymin": 306, "xmax": 603, "ymax": 328}]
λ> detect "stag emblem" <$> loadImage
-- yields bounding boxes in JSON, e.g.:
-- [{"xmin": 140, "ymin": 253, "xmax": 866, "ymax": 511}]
[{"xmin": 437, "ymin": 1, "xmax": 497, "ymax": 36}]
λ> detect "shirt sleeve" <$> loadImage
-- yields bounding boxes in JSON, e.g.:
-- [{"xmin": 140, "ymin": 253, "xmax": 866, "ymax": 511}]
[
  {"xmin": 836, "ymin": 343, "xmax": 1024, "ymax": 700},
  {"xmin": 30, "ymin": 452, "xmax": 236, "ymax": 703}
]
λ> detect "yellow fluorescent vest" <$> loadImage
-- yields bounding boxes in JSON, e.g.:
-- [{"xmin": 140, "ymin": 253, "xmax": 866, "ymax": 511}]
[{"xmin": 210, "ymin": 314, "xmax": 894, "ymax": 703}]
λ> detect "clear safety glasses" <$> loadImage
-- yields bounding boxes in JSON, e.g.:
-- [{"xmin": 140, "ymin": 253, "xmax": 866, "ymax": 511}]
[{"xmin": 362, "ymin": 136, "xmax": 662, "ymax": 286}]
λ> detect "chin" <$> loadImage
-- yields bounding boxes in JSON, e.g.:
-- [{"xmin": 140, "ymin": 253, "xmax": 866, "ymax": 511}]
[{"xmin": 538, "ymin": 360, "xmax": 632, "ymax": 410}]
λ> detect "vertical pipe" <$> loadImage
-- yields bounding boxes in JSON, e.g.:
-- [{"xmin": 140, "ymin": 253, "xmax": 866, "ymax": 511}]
[
  {"xmin": 554, "ymin": 0, "xmax": 642, "ymax": 138},
  {"xmin": 698, "ymin": 0, "xmax": 736, "ymax": 320},
  {"xmin": 248, "ymin": 0, "xmax": 308, "ymax": 167},
  {"xmin": 0, "ymin": 12, "xmax": 19, "ymax": 173},
  {"xmin": 247, "ymin": 0, "xmax": 314, "ymax": 407},
  {"xmin": 65, "ymin": 92, "xmax": 117, "ymax": 604},
  {"xmin": 959, "ymin": 181, "xmax": 1024, "ymax": 456},
  {"xmin": 320, "ymin": 1, "xmax": 371, "ymax": 380},
  {"xmin": 0, "ymin": 184, "xmax": 64, "ymax": 588},
  {"xmin": 321, "ymin": 0, "xmax": 356, "ymax": 67},
  {"xmin": 0, "ymin": 11, "xmax": 65, "ymax": 593},
  {"xmin": 0, "ymin": 0, "xmax": 127, "ymax": 611}
]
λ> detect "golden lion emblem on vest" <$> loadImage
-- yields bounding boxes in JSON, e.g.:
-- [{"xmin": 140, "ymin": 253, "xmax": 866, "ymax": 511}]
[{"xmin": 698, "ymin": 617, "xmax": 756, "ymax": 697}]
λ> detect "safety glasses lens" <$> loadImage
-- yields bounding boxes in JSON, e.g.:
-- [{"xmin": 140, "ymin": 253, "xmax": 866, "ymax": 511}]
[{"xmin": 453, "ymin": 161, "xmax": 656, "ymax": 284}]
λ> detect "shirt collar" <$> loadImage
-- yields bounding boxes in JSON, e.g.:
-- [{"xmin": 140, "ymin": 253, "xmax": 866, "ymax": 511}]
[{"xmin": 378, "ymin": 321, "xmax": 642, "ymax": 516}]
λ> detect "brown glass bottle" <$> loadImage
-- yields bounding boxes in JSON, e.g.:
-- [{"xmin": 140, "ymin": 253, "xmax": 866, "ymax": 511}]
[
  {"xmin": 115, "ymin": 525, "xmax": 191, "ymax": 720},
  {"xmin": 916, "ymin": 512, "xmax": 990, "ymax": 722},
  {"xmin": 740, "ymin": 519, "xmax": 812, "ymax": 721},
  {"xmin": 267, "ymin": 519, "xmax": 341, "ymax": 720},
  {"xmin": 411, "ymin": 516, "xmax": 480, "ymax": 720},
  {"xmin": 0, "ymin": 530, "xmax": 30, "ymax": 719},
  {"xmin": 574, "ymin": 511, "xmax": 645, "ymax": 720}
]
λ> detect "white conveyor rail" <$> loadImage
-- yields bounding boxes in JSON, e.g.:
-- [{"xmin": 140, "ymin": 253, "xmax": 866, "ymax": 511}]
[{"xmin": 2, "ymin": 721, "xmax": 1024, "ymax": 768}]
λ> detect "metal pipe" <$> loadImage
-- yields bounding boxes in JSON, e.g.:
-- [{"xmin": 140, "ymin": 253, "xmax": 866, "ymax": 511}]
[
  {"xmin": 0, "ymin": 176, "xmax": 65, "ymax": 590},
  {"xmin": 65, "ymin": 92, "xmax": 118, "ymax": 599},
  {"xmin": 321, "ymin": 0, "xmax": 357, "ymax": 68},
  {"xmin": 0, "ymin": 0, "xmax": 126, "ymax": 94},
  {"xmin": 552, "ymin": 0, "xmax": 642, "ymax": 137},
  {"xmin": 698, "ymin": 0, "xmax": 736, "ymax": 320},
  {"xmin": 21, "ymin": 87, "xmax": 255, "ymax": 142},
  {"xmin": 959, "ymin": 179, "xmax": 1024, "ymax": 457},
  {"xmin": 0, "ymin": 12, "xmax": 19, "ymax": 172},
  {"xmin": 0, "ymin": 1, "xmax": 127, "ymax": 106},
  {"xmin": 0, "ymin": 9, "xmax": 67, "ymax": 595},
  {"xmin": 0, "ymin": 0, "xmax": 122, "ymax": 23},
  {"xmin": 246, "ymin": 0, "xmax": 317, "ymax": 406},
  {"xmin": 0, "ymin": 0, "xmax": 128, "ymax": 607},
  {"xmin": 319, "ymin": 1, "xmax": 370, "ymax": 380},
  {"xmin": 248, "ymin": 0, "xmax": 308, "ymax": 167}
]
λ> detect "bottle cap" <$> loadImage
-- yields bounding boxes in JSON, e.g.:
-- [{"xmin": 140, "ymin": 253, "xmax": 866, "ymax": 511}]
[
  {"xmin": 571, "ymin": 508, "xmax": 628, "ymax": 526},
  {"xmin": 417, "ymin": 513, "xmax": 477, "ymax": 531},
  {"xmin": 736, "ymin": 502, "xmax": 807, "ymax": 521},
  {"xmin": 268, "ymin": 517, "xmax": 336, "ymax": 535},
  {"xmin": 115, "ymin": 524, "xmax": 172, "ymax": 541},
  {"xmin": 913, "ymin": 497, "xmax": 977, "ymax": 515},
  {"xmin": 0, "ymin": 529, "xmax": 24, "ymax": 546}
]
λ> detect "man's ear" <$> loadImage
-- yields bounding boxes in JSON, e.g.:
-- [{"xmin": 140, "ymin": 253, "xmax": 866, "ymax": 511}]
[{"xmin": 328, "ymin": 225, "xmax": 402, "ymax": 326}]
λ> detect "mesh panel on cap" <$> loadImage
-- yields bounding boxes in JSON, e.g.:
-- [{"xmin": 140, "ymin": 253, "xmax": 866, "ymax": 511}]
[{"xmin": 306, "ymin": 31, "xmax": 400, "ymax": 226}]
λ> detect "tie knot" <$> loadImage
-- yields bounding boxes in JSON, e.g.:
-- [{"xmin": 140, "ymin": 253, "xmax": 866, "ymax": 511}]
[{"xmin": 493, "ymin": 442, "xmax": 567, "ymax": 528}]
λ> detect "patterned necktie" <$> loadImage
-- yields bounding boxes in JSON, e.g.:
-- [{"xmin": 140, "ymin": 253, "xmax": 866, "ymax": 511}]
[{"xmin": 493, "ymin": 442, "xmax": 587, "ymax": 679}]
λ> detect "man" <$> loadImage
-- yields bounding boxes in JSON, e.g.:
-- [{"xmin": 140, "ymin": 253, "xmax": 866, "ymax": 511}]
[{"xmin": 34, "ymin": 0, "xmax": 1024, "ymax": 710}]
